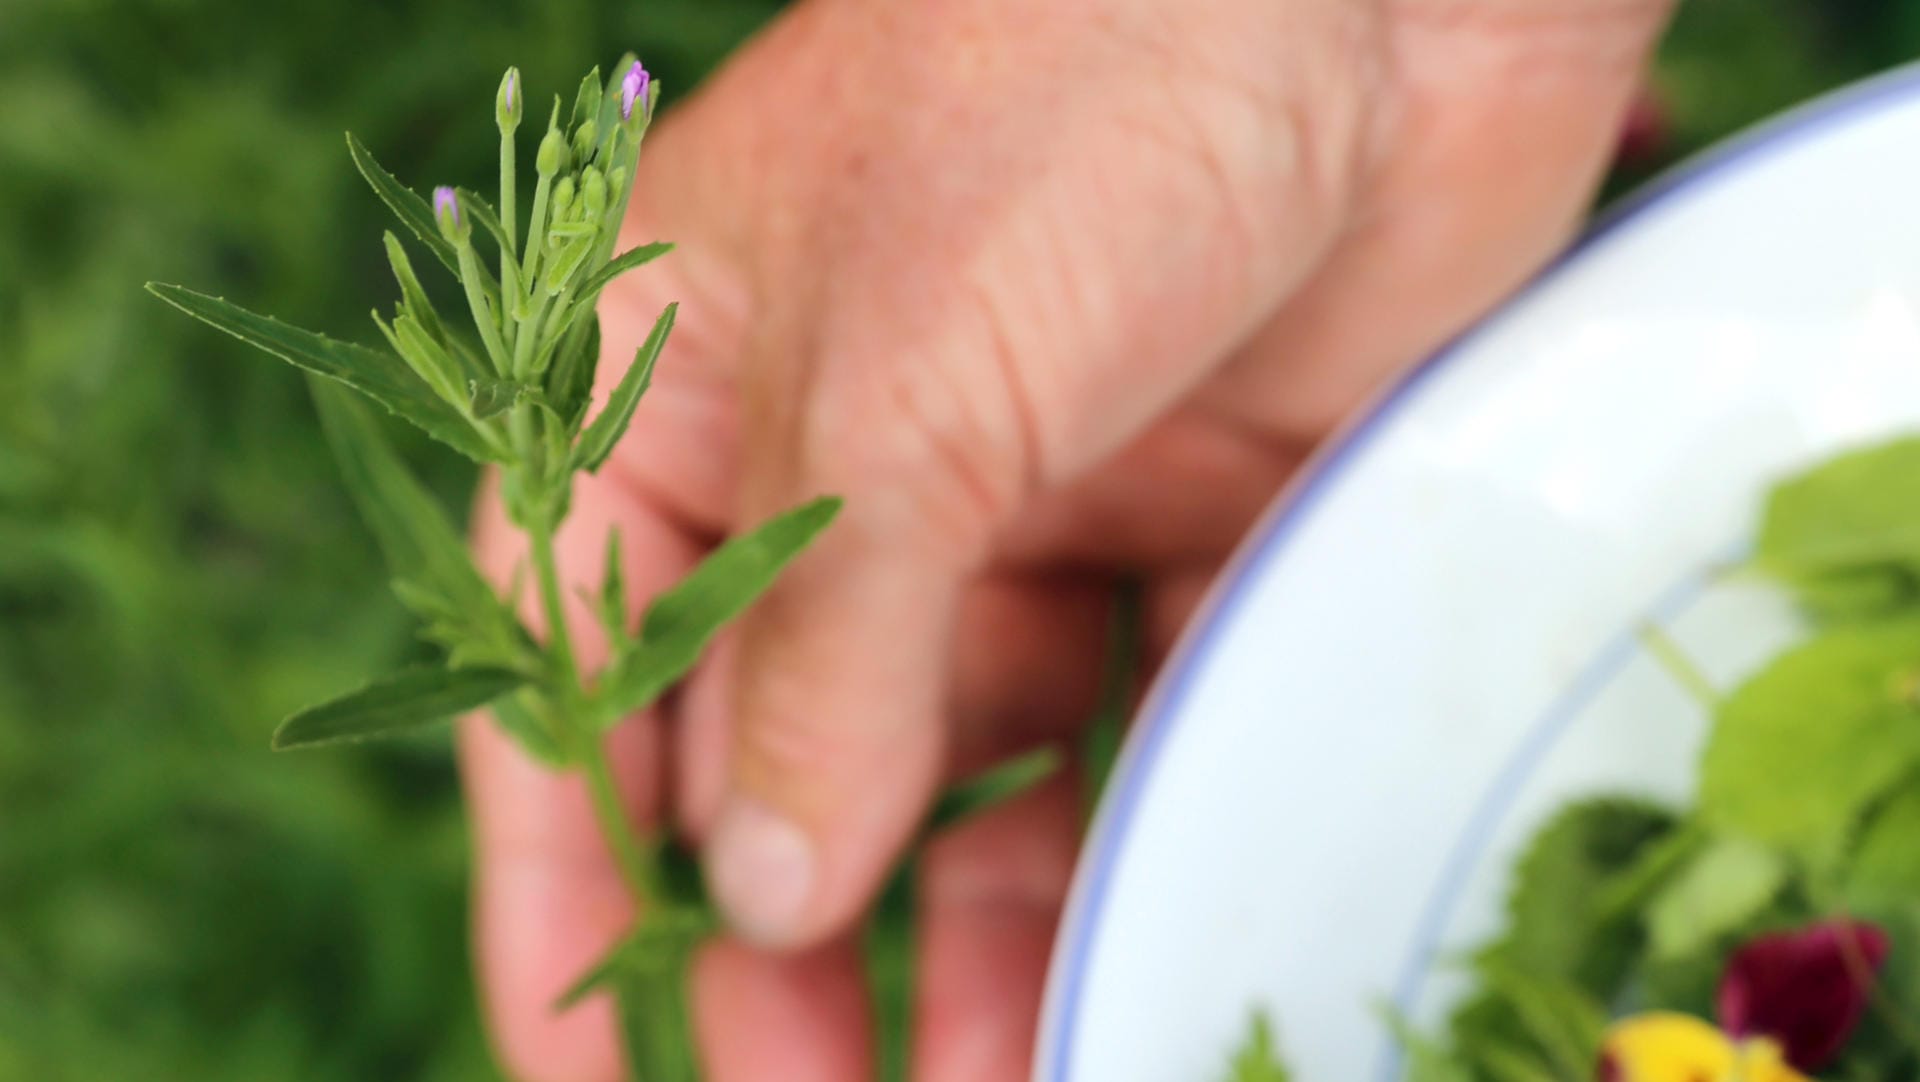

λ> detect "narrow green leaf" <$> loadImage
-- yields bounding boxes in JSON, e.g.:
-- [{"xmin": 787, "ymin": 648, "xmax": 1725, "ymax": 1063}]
[
  {"xmin": 489, "ymin": 691, "xmax": 565, "ymax": 766},
  {"xmin": 574, "ymin": 303, "xmax": 674, "ymax": 473},
  {"xmin": 1700, "ymin": 617, "xmax": 1920, "ymax": 864},
  {"xmin": 383, "ymin": 231, "xmax": 449, "ymax": 346},
  {"xmin": 148, "ymin": 283, "xmax": 503, "ymax": 463},
  {"xmin": 1084, "ymin": 581, "xmax": 1143, "ymax": 822},
  {"xmin": 599, "ymin": 496, "xmax": 841, "ymax": 721},
  {"xmin": 572, "ymin": 243, "xmax": 673, "ymax": 308},
  {"xmin": 555, "ymin": 907, "xmax": 713, "ymax": 1010},
  {"xmin": 570, "ymin": 67, "xmax": 603, "ymax": 133},
  {"xmin": 272, "ymin": 666, "xmax": 526, "ymax": 750},
  {"xmin": 547, "ymin": 313, "xmax": 601, "ymax": 429},
  {"xmin": 312, "ymin": 384, "xmax": 530, "ymax": 676},
  {"xmin": 600, "ymin": 526, "xmax": 628, "ymax": 646},
  {"xmin": 557, "ymin": 945, "xmax": 628, "ymax": 1012},
  {"xmin": 346, "ymin": 132, "xmax": 459, "ymax": 275},
  {"xmin": 866, "ymin": 866, "xmax": 917, "ymax": 1082},
  {"xmin": 929, "ymin": 747, "xmax": 1062, "ymax": 832}
]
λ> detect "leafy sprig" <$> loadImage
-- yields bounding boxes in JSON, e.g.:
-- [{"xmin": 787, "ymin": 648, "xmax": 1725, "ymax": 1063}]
[
  {"xmin": 150, "ymin": 55, "xmax": 1069, "ymax": 1082},
  {"xmin": 149, "ymin": 57, "xmax": 840, "ymax": 1081}
]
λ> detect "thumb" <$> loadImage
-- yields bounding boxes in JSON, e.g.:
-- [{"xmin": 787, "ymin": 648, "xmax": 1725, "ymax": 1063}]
[{"xmin": 702, "ymin": 329, "xmax": 1007, "ymax": 946}]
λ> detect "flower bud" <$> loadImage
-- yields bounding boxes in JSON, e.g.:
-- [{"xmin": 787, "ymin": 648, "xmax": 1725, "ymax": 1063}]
[
  {"xmin": 536, "ymin": 126, "xmax": 569, "ymax": 177},
  {"xmin": 619, "ymin": 60, "xmax": 650, "ymax": 123},
  {"xmin": 552, "ymin": 175, "xmax": 576, "ymax": 215},
  {"xmin": 571, "ymin": 118, "xmax": 598, "ymax": 163},
  {"xmin": 432, "ymin": 186, "xmax": 469, "ymax": 244},
  {"xmin": 581, "ymin": 166, "xmax": 608, "ymax": 218},
  {"xmin": 496, "ymin": 67, "xmax": 522, "ymax": 132}
]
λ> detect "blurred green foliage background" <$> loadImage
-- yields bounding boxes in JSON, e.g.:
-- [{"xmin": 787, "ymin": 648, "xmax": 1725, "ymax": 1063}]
[{"xmin": 0, "ymin": 1, "xmax": 1913, "ymax": 1078}]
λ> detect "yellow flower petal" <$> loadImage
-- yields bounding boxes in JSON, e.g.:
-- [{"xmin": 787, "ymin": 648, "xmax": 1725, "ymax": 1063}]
[
  {"xmin": 1603, "ymin": 1012, "xmax": 1735, "ymax": 1081},
  {"xmin": 1735, "ymin": 1037, "xmax": 1812, "ymax": 1082},
  {"xmin": 1599, "ymin": 1013, "xmax": 1813, "ymax": 1082}
]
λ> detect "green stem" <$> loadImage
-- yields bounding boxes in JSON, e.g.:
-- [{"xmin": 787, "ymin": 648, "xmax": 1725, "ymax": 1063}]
[
  {"xmin": 526, "ymin": 497, "xmax": 657, "ymax": 906},
  {"xmin": 521, "ymin": 172, "xmax": 554, "ymax": 297},
  {"xmin": 499, "ymin": 125, "xmax": 520, "ymax": 351},
  {"xmin": 456, "ymin": 243, "xmax": 512, "ymax": 375},
  {"xmin": 1083, "ymin": 580, "xmax": 1143, "ymax": 824},
  {"xmin": 512, "ymin": 288, "xmax": 553, "ymax": 380},
  {"xmin": 528, "ymin": 513, "xmax": 578, "ymax": 687},
  {"xmin": 1637, "ymin": 621, "xmax": 1720, "ymax": 713},
  {"xmin": 531, "ymin": 284, "xmax": 577, "ymax": 373},
  {"xmin": 582, "ymin": 736, "xmax": 657, "ymax": 904},
  {"xmin": 500, "ymin": 126, "xmax": 518, "ymax": 258},
  {"xmin": 618, "ymin": 964, "xmax": 700, "ymax": 1082}
]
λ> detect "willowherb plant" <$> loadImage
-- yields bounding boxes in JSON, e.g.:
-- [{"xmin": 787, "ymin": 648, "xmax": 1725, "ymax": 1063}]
[
  {"xmin": 149, "ymin": 56, "xmax": 838, "ymax": 1079},
  {"xmin": 150, "ymin": 55, "xmax": 1068, "ymax": 1081}
]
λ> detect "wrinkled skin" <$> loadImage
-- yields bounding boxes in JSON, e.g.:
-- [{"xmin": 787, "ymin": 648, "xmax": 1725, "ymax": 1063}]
[{"xmin": 461, "ymin": 1, "xmax": 1678, "ymax": 1078}]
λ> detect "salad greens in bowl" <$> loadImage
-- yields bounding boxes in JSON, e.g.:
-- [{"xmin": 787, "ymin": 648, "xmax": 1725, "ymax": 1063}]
[{"xmin": 1038, "ymin": 62, "xmax": 1920, "ymax": 1082}]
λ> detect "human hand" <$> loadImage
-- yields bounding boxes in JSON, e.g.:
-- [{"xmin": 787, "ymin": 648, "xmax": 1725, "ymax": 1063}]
[{"xmin": 462, "ymin": 1, "xmax": 1677, "ymax": 1078}]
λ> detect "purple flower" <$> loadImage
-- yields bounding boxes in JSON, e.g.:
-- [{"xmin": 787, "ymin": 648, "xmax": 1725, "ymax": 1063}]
[
  {"xmin": 1718, "ymin": 919, "xmax": 1889, "ymax": 1071},
  {"xmin": 432, "ymin": 185, "xmax": 466, "ymax": 242},
  {"xmin": 620, "ymin": 60, "xmax": 650, "ymax": 122},
  {"xmin": 497, "ymin": 67, "xmax": 522, "ymax": 129}
]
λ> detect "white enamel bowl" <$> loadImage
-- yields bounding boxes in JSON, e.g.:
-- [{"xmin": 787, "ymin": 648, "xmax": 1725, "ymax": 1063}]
[{"xmin": 1036, "ymin": 63, "xmax": 1920, "ymax": 1082}]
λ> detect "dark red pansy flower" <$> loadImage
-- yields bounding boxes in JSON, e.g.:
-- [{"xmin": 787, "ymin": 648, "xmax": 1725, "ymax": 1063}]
[{"xmin": 1717, "ymin": 919, "xmax": 1889, "ymax": 1071}]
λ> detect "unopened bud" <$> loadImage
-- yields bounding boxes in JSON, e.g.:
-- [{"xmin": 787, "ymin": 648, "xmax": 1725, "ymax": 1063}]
[
  {"xmin": 432, "ymin": 186, "xmax": 468, "ymax": 243},
  {"xmin": 496, "ymin": 67, "xmax": 522, "ymax": 132},
  {"xmin": 536, "ymin": 126, "xmax": 569, "ymax": 177},
  {"xmin": 571, "ymin": 118, "xmax": 598, "ymax": 162},
  {"xmin": 619, "ymin": 60, "xmax": 650, "ymax": 123},
  {"xmin": 581, "ymin": 166, "xmax": 608, "ymax": 217}
]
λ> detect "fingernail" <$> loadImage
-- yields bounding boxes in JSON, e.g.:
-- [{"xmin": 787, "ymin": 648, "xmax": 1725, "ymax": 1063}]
[{"xmin": 707, "ymin": 797, "xmax": 815, "ymax": 945}]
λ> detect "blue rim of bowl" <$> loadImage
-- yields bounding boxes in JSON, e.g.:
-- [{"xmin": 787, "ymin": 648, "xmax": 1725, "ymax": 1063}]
[{"xmin": 1040, "ymin": 58, "xmax": 1920, "ymax": 1082}]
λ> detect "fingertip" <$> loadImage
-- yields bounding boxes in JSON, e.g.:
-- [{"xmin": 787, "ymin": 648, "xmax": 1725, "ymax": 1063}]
[{"xmin": 704, "ymin": 709, "xmax": 944, "ymax": 949}]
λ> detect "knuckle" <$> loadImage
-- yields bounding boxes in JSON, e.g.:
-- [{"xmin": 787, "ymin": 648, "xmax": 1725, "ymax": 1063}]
[
  {"xmin": 1113, "ymin": 2, "xmax": 1390, "ymax": 287},
  {"xmin": 794, "ymin": 307, "xmax": 1038, "ymax": 566},
  {"xmin": 733, "ymin": 680, "xmax": 889, "ymax": 811}
]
